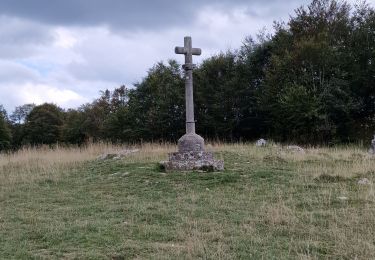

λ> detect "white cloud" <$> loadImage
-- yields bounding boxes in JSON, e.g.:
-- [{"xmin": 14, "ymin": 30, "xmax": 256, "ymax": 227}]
[
  {"xmin": 53, "ymin": 27, "xmax": 79, "ymax": 49},
  {"xmin": 0, "ymin": 0, "xmax": 374, "ymax": 112},
  {"xmin": 1, "ymin": 83, "xmax": 87, "ymax": 111}
]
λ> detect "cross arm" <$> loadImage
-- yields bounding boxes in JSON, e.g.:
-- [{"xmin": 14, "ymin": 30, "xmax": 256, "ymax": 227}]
[
  {"xmin": 191, "ymin": 48, "xmax": 201, "ymax": 56},
  {"xmin": 175, "ymin": 47, "xmax": 202, "ymax": 56},
  {"xmin": 175, "ymin": 46, "xmax": 186, "ymax": 54}
]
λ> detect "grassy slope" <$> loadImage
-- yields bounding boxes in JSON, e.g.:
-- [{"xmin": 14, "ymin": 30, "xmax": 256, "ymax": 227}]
[{"xmin": 0, "ymin": 144, "xmax": 375, "ymax": 259}]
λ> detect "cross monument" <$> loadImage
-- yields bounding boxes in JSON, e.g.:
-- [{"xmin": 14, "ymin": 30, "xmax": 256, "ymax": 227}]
[
  {"xmin": 175, "ymin": 37, "xmax": 201, "ymax": 135},
  {"xmin": 175, "ymin": 36, "xmax": 205, "ymax": 152},
  {"xmin": 160, "ymin": 36, "xmax": 224, "ymax": 171}
]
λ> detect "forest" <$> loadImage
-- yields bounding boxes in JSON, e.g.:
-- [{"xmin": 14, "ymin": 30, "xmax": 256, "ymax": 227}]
[{"xmin": 0, "ymin": 0, "xmax": 374, "ymax": 150}]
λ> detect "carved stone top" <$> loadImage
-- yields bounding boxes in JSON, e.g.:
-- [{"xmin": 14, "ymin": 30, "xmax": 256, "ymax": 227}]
[
  {"xmin": 175, "ymin": 36, "xmax": 201, "ymax": 136},
  {"xmin": 175, "ymin": 36, "xmax": 201, "ymax": 69}
]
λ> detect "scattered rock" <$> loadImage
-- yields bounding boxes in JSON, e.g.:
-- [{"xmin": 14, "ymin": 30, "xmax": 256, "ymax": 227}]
[
  {"xmin": 286, "ymin": 145, "xmax": 305, "ymax": 154},
  {"xmin": 97, "ymin": 149, "xmax": 140, "ymax": 160},
  {"xmin": 256, "ymin": 139, "xmax": 267, "ymax": 147},
  {"xmin": 160, "ymin": 151, "xmax": 224, "ymax": 172},
  {"xmin": 97, "ymin": 153, "xmax": 117, "ymax": 160},
  {"xmin": 110, "ymin": 172, "xmax": 130, "ymax": 177},
  {"xmin": 369, "ymin": 135, "xmax": 375, "ymax": 155},
  {"xmin": 358, "ymin": 178, "xmax": 371, "ymax": 185}
]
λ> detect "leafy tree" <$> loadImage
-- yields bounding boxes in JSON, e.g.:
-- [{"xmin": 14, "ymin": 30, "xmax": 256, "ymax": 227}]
[
  {"xmin": 0, "ymin": 105, "xmax": 7, "ymax": 121},
  {"xmin": 10, "ymin": 104, "xmax": 35, "ymax": 124},
  {"xmin": 0, "ymin": 105, "xmax": 11, "ymax": 151},
  {"xmin": 9, "ymin": 104, "xmax": 36, "ymax": 148},
  {"xmin": 258, "ymin": 0, "xmax": 360, "ymax": 143},
  {"xmin": 195, "ymin": 51, "xmax": 242, "ymax": 140},
  {"xmin": 24, "ymin": 103, "xmax": 64, "ymax": 145},
  {"xmin": 125, "ymin": 60, "xmax": 185, "ymax": 141},
  {"xmin": 61, "ymin": 109, "xmax": 87, "ymax": 144},
  {"xmin": 3, "ymin": 0, "xmax": 375, "ymax": 147},
  {"xmin": 349, "ymin": 2, "xmax": 375, "ymax": 139},
  {"xmin": 102, "ymin": 86, "xmax": 130, "ymax": 142}
]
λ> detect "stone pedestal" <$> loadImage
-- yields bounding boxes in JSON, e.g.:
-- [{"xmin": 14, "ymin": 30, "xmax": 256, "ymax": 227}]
[
  {"xmin": 178, "ymin": 133, "xmax": 205, "ymax": 152},
  {"xmin": 161, "ymin": 36, "xmax": 224, "ymax": 172},
  {"xmin": 160, "ymin": 133, "xmax": 224, "ymax": 172},
  {"xmin": 161, "ymin": 150, "xmax": 224, "ymax": 172}
]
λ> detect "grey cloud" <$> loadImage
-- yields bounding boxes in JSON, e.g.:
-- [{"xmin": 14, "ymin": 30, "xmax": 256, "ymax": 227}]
[
  {"xmin": 0, "ymin": 0, "xmax": 303, "ymax": 30},
  {"xmin": 0, "ymin": 16, "xmax": 53, "ymax": 58},
  {"xmin": 0, "ymin": 16, "xmax": 51, "ymax": 44}
]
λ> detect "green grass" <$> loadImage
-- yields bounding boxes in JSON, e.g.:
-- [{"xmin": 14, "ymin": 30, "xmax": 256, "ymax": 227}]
[{"xmin": 1, "ymin": 144, "xmax": 375, "ymax": 259}]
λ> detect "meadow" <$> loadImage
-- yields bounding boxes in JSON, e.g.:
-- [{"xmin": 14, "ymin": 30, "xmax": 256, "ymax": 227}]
[{"xmin": 0, "ymin": 143, "xmax": 374, "ymax": 259}]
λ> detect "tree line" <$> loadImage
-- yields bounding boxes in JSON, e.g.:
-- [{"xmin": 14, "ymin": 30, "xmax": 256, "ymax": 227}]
[{"xmin": 0, "ymin": 0, "xmax": 374, "ymax": 150}]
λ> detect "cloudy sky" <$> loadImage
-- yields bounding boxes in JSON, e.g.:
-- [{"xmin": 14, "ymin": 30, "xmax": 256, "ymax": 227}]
[{"xmin": 0, "ymin": 0, "xmax": 372, "ymax": 112}]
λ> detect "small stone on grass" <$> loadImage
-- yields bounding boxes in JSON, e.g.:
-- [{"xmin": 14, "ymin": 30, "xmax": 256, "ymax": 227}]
[{"xmin": 358, "ymin": 178, "xmax": 371, "ymax": 185}]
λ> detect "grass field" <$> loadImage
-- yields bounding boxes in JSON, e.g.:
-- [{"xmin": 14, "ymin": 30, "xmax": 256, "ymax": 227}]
[{"xmin": 0, "ymin": 143, "xmax": 374, "ymax": 259}]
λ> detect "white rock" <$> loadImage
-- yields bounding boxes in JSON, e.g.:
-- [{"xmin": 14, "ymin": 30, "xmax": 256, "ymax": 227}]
[
  {"xmin": 97, "ymin": 149, "xmax": 140, "ymax": 160},
  {"xmin": 337, "ymin": 196, "xmax": 348, "ymax": 201},
  {"xmin": 286, "ymin": 145, "xmax": 305, "ymax": 154},
  {"xmin": 369, "ymin": 135, "xmax": 375, "ymax": 155},
  {"xmin": 358, "ymin": 178, "xmax": 371, "ymax": 185},
  {"xmin": 256, "ymin": 139, "xmax": 267, "ymax": 147}
]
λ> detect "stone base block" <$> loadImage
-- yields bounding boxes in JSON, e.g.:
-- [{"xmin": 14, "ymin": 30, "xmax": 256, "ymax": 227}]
[
  {"xmin": 178, "ymin": 133, "xmax": 205, "ymax": 152},
  {"xmin": 160, "ymin": 151, "xmax": 224, "ymax": 172}
]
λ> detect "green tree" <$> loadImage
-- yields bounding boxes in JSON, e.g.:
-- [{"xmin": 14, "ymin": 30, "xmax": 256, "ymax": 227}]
[
  {"xmin": 258, "ymin": 0, "xmax": 359, "ymax": 143},
  {"xmin": 195, "ymin": 51, "xmax": 242, "ymax": 140},
  {"xmin": 24, "ymin": 103, "xmax": 64, "ymax": 145},
  {"xmin": 61, "ymin": 108, "xmax": 87, "ymax": 144},
  {"xmin": 349, "ymin": 2, "xmax": 375, "ymax": 139},
  {"xmin": 9, "ymin": 104, "xmax": 36, "ymax": 148},
  {"xmin": 10, "ymin": 104, "xmax": 36, "ymax": 124},
  {"xmin": 0, "ymin": 105, "xmax": 11, "ymax": 151},
  {"xmin": 125, "ymin": 60, "xmax": 185, "ymax": 141},
  {"xmin": 102, "ymin": 85, "xmax": 130, "ymax": 142}
]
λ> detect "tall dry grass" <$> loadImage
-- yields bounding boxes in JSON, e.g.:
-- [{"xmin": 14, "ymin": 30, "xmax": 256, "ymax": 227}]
[
  {"xmin": 0, "ymin": 142, "xmax": 176, "ymax": 187},
  {"xmin": 1, "ymin": 142, "xmax": 373, "ymax": 186}
]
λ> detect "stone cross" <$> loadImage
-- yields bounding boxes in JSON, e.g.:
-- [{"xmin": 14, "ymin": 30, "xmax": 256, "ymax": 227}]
[
  {"xmin": 175, "ymin": 36, "xmax": 201, "ymax": 134},
  {"xmin": 158, "ymin": 36, "xmax": 224, "ymax": 171}
]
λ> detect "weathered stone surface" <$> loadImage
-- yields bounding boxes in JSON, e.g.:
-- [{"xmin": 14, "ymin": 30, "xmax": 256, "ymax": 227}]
[
  {"xmin": 369, "ymin": 135, "xmax": 375, "ymax": 155},
  {"xmin": 160, "ymin": 151, "xmax": 224, "ymax": 172},
  {"xmin": 178, "ymin": 133, "xmax": 205, "ymax": 152},
  {"xmin": 175, "ymin": 36, "xmax": 201, "ymax": 135}
]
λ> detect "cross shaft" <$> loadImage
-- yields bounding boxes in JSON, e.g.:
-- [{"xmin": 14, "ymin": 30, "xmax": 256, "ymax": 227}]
[{"xmin": 175, "ymin": 36, "xmax": 201, "ymax": 134}]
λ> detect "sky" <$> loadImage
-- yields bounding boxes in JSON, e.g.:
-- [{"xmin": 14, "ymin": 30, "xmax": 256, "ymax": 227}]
[{"xmin": 0, "ymin": 0, "xmax": 373, "ymax": 112}]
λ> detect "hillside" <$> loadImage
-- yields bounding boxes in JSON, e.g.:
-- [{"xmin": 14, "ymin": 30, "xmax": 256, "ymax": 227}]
[{"xmin": 0, "ymin": 143, "xmax": 374, "ymax": 259}]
